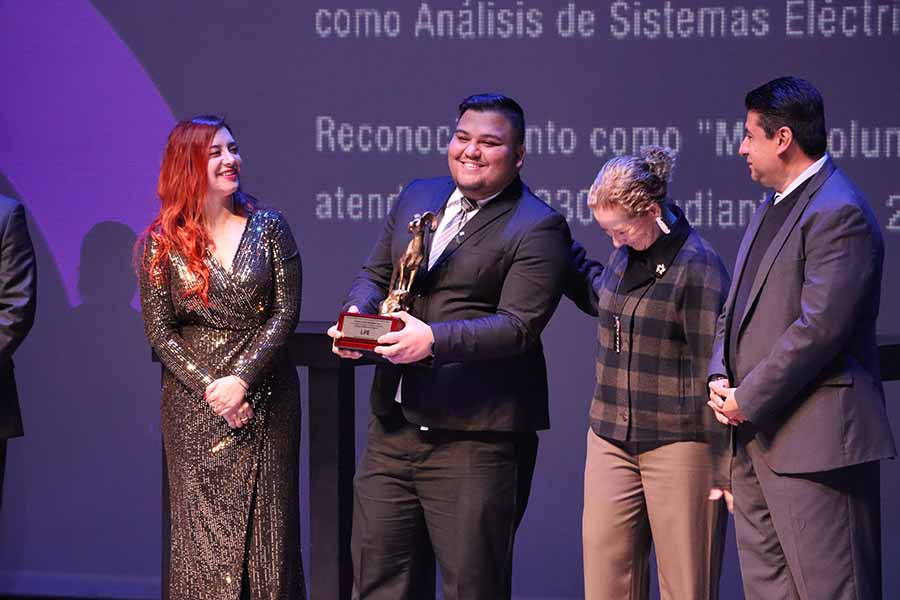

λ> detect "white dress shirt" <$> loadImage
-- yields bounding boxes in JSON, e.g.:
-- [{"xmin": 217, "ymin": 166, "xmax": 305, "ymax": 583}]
[{"xmin": 773, "ymin": 154, "xmax": 828, "ymax": 205}]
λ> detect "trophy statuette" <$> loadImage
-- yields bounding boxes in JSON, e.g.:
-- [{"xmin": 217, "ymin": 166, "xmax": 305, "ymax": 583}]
[{"xmin": 335, "ymin": 212, "xmax": 438, "ymax": 352}]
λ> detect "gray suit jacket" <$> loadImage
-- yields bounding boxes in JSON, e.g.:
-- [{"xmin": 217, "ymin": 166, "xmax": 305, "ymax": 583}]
[
  {"xmin": 709, "ymin": 158, "xmax": 896, "ymax": 474},
  {"xmin": 0, "ymin": 196, "xmax": 36, "ymax": 440}
]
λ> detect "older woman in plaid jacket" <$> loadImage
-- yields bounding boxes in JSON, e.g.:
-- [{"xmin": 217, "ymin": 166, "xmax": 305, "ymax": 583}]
[{"xmin": 573, "ymin": 146, "xmax": 732, "ymax": 600}]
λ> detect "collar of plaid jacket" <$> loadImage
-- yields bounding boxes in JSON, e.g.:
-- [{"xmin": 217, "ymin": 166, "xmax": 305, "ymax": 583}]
[{"xmin": 621, "ymin": 203, "xmax": 691, "ymax": 292}]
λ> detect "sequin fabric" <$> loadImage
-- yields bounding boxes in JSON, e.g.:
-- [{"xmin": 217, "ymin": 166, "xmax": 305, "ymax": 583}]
[{"xmin": 140, "ymin": 208, "xmax": 306, "ymax": 599}]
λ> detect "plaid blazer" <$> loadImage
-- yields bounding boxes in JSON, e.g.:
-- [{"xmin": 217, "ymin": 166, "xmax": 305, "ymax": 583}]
[{"xmin": 590, "ymin": 224, "xmax": 731, "ymax": 485}]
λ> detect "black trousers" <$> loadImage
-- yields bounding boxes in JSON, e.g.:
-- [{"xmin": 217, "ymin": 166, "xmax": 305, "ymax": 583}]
[
  {"xmin": 733, "ymin": 428, "xmax": 883, "ymax": 600},
  {"xmin": 351, "ymin": 411, "xmax": 538, "ymax": 600}
]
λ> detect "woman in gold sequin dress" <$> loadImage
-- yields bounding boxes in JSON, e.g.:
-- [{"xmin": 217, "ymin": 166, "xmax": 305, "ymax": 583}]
[{"xmin": 139, "ymin": 115, "xmax": 305, "ymax": 599}]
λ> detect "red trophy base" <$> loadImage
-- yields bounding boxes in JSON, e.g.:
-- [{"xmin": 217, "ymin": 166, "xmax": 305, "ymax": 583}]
[{"xmin": 335, "ymin": 311, "xmax": 405, "ymax": 352}]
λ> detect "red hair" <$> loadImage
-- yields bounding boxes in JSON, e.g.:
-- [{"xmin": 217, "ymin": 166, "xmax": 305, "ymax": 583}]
[{"xmin": 142, "ymin": 116, "xmax": 225, "ymax": 304}]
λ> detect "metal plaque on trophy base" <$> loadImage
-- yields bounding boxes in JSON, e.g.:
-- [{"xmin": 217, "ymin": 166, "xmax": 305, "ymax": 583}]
[{"xmin": 335, "ymin": 312, "xmax": 405, "ymax": 352}]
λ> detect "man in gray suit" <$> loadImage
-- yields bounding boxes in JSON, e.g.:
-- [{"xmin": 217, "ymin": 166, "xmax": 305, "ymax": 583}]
[
  {"xmin": 0, "ymin": 195, "xmax": 36, "ymax": 509},
  {"xmin": 707, "ymin": 77, "xmax": 896, "ymax": 599}
]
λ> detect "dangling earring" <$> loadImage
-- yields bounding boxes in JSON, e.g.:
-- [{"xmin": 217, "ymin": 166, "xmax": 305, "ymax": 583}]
[{"xmin": 655, "ymin": 216, "xmax": 671, "ymax": 235}]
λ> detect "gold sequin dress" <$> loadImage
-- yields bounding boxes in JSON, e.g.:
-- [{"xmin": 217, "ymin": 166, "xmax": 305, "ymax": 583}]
[{"xmin": 140, "ymin": 207, "xmax": 306, "ymax": 599}]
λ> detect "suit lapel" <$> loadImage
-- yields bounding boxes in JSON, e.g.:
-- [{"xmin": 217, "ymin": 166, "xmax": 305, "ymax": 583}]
[
  {"xmin": 421, "ymin": 179, "xmax": 456, "ymax": 260},
  {"xmin": 737, "ymin": 159, "xmax": 836, "ymax": 330},
  {"xmin": 428, "ymin": 177, "xmax": 521, "ymax": 272}
]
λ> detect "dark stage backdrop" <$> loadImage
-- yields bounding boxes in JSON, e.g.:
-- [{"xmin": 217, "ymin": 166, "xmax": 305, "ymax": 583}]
[{"xmin": 1, "ymin": 1, "xmax": 898, "ymax": 597}]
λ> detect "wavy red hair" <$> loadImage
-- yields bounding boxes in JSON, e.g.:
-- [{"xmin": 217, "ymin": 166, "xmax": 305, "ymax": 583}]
[{"xmin": 141, "ymin": 116, "xmax": 227, "ymax": 304}]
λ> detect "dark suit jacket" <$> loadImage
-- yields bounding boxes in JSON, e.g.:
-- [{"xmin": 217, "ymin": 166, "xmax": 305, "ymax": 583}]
[
  {"xmin": 0, "ymin": 196, "xmax": 37, "ymax": 440},
  {"xmin": 345, "ymin": 176, "xmax": 573, "ymax": 432},
  {"xmin": 709, "ymin": 158, "xmax": 896, "ymax": 474}
]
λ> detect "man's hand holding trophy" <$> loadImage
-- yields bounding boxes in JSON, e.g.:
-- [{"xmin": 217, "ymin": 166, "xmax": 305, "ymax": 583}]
[{"xmin": 328, "ymin": 212, "xmax": 439, "ymax": 364}]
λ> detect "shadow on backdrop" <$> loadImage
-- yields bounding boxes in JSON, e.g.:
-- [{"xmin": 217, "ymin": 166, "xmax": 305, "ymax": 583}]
[{"xmin": 0, "ymin": 199, "xmax": 161, "ymax": 597}]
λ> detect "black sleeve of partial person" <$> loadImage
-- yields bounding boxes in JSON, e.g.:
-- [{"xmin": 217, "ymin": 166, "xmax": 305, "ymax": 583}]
[{"xmin": 0, "ymin": 203, "xmax": 37, "ymax": 365}]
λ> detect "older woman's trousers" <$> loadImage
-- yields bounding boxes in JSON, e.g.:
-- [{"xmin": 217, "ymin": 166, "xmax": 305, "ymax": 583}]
[{"xmin": 582, "ymin": 430, "xmax": 726, "ymax": 600}]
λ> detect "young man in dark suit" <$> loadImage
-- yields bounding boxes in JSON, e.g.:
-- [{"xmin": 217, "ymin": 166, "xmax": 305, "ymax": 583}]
[
  {"xmin": 0, "ymin": 195, "xmax": 37, "ymax": 509},
  {"xmin": 708, "ymin": 77, "xmax": 896, "ymax": 600},
  {"xmin": 328, "ymin": 94, "xmax": 580, "ymax": 599}
]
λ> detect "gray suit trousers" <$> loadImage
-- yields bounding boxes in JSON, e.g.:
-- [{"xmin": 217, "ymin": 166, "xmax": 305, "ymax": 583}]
[{"xmin": 733, "ymin": 427, "xmax": 882, "ymax": 600}]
